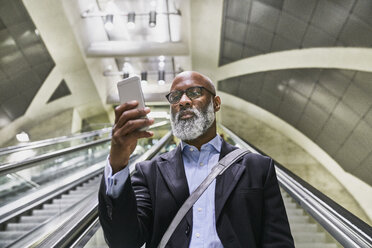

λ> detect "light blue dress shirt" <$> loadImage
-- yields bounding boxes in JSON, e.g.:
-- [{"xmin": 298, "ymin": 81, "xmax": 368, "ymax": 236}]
[{"xmin": 105, "ymin": 135, "xmax": 224, "ymax": 247}]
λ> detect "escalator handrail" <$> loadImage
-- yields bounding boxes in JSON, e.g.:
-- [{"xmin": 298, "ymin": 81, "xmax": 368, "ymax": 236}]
[
  {"xmin": 219, "ymin": 125, "xmax": 372, "ymax": 248},
  {"xmin": 0, "ymin": 127, "xmax": 112, "ymax": 156},
  {"xmin": 0, "ymin": 137, "xmax": 111, "ymax": 177},
  {"xmin": 32, "ymin": 131, "xmax": 173, "ymax": 248}
]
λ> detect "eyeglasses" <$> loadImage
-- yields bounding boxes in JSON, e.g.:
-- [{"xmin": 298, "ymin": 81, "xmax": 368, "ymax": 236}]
[{"xmin": 165, "ymin": 86, "xmax": 215, "ymax": 104}]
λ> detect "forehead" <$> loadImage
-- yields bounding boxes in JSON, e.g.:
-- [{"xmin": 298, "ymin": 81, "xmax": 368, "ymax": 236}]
[{"xmin": 170, "ymin": 74, "xmax": 208, "ymax": 91}]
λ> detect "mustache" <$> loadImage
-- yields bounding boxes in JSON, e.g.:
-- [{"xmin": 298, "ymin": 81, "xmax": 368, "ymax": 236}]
[{"xmin": 177, "ymin": 108, "xmax": 197, "ymax": 120}]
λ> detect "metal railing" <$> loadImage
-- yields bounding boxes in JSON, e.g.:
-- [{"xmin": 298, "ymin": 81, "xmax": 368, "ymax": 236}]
[
  {"xmin": 0, "ymin": 127, "xmax": 111, "ymax": 156},
  {"xmin": 9, "ymin": 131, "xmax": 173, "ymax": 248},
  {"xmin": 12, "ymin": 125, "xmax": 372, "ymax": 248}
]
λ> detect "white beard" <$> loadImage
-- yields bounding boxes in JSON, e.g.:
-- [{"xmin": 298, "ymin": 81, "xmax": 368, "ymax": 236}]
[{"xmin": 170, "ymin": 100, "xmax": 215, "ymax": 141}]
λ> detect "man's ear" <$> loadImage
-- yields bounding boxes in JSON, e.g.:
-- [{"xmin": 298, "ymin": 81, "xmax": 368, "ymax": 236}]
[{"xmin": 213, "ymin": 96, "xmax": 221, "ymax": 112}]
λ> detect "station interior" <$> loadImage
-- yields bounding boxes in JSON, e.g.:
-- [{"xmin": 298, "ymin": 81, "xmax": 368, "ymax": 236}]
[{"xmin": 0, "ymin": 0, "xmax": 371, "ymax": 247}]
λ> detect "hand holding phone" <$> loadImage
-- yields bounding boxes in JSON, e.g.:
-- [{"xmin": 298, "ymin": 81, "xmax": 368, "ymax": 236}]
[
  {"xmin": 109, "ymin": 76, "xmax": 154, "ymax": 173},
  {"xmin": 117, "ymin": 75, "xmax": 150, "ymax": 131}
]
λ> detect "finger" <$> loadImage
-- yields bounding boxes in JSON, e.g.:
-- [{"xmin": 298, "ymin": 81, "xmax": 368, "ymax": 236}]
[
  {"xmin": 118, "ymin": 118, "xmax": 154, "ymax": 136},
  {"xmin": 116, "ymin": 107, "xmax": 151, "ymax": 129},
  {"xmin": 111, "ymin": 128, "xmax": 154, "ymax": 146},
  {"xmin": 114, "ymin": 101, "xmax": 139, "ymax": 123},
  {"xmin": 127, "ymin": 130, "xmax": 154, "ymax": 140}
]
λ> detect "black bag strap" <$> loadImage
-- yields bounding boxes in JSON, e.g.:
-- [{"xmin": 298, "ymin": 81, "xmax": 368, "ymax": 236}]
[{"xmin": 157, "ymin": 148, "xmax": 250, "ymax": 248}]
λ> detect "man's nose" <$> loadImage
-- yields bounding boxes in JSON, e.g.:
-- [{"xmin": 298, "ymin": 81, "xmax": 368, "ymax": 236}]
[{"xmin": 179, "ymin": 92, "xmax": 192, "ymax": 106}]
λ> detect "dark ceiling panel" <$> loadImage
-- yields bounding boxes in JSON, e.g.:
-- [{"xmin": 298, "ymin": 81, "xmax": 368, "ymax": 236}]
[
  {"xmin": 224, "ymin": 18, "xmax": 247, "ymax": 44},
  {"xmin": 311, "ymin": 0, "xmax": 348, "ymax": 37},
  {"xmin": 283, "ymin": 0, "xmax": 317, "ymax": 22},
  {"xmin": 318, "ymin": 70, "xmax": 352, "ymax": 98},
  {"xmin": 0, "ymin": 0, "xmax": 55, "ymax": 129},
  {"xmin": 47, "ymin": 80, "xmax": 71, "ymax": 103},
  {"xmin": 302, "ymin": 25, "xmax": 336, "ymax": 47},
  {"xmin": 222, "ymin": 40, "xmax": 243, "ymax": 61},
  {"xmin": 0, "ymin": 0, "xmax": 29, "ymax": 27},
  {"xmin": 276, "ymin": 12, "xmax": 307, "ymax": 44},
  {"xmin": 339, "ymin": 15, "xmax": 372, "ymax": 47},
  {"xmin": 226, "ymin": 0, "xmax": 251, "ymax": 23},
  {"xmin": 218, "ymin": 68, "xmax": 372, "ymax": 185},
  {"xmin": 260, "ymin": 0, "xmax": 284, "ymax": 10},
  {"xmin": 220, "ymin": 0, "xmax": 372, "ymax": 65},
  {"xmin": 342, "ymin": 84, "xmax": 372, "ymax": 116},
  {"xmin": 352, "ymin": 0, "xmax": 372, "ymax": 26},
  {"xmin": 298, "ymin": 102, "xmax": 329, "ymax": 139},
  {"xmin": 8, "ymin": 22, "xmax": 40, "ymax": 49},
  {"xmin": 249, "ymin": 1, "xmax": 280, "ymax": 32},
  {"xmin": 310, "ymin": 84, "xmax": 339, "ymax": 114},
  {"xmin": 245, "ymin": 24, "xmax": 273, "ymax": 52}
]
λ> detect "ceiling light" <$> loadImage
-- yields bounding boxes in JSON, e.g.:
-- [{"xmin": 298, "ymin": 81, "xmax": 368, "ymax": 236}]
[
  {"xmin": 104, "ymin": 14, "xmax": 114, "ymax": 30},
  {"xmin": 158, "ymin": 61, "xmax": 165, "ymax": 69},
  {"xmin": 127, "ymin": 12, "xmax": 136, "ymax": 29},
  {"xmin": 16, "ymin": 132, "xmax": 30, "ymax": 142},
  {"xmin": 150, "ymin": 1, "xmax": 157, "ymax": 7},
  {"xmin": 149, "ymin": 11, "xmax": 157, "ymax": 27},
  {"xmin": 158, "ymin": 55, "xmax": 165, "ymax": 61}
]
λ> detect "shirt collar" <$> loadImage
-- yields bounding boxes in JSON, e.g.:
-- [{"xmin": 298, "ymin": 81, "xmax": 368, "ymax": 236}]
[{"xmin": 181, "ymin": 134, "xmax": 222, "ymax": 153}]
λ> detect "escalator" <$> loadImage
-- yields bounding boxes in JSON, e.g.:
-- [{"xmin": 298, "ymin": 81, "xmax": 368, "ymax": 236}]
[
  {"xmin": 0, "ymin": 122, "xmax": 172, "ymax": 248},
  {"xmin": 1, "ymin": 124, "xmax": 371, "ymax": 248}
]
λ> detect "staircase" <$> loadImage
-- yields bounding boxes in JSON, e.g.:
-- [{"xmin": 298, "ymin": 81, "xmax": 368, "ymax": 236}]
[
  {"xmin": 281, "ymin": 188, "xmax": 340, "ymax": 248},
  {"xmin": 0, "ymin": 175, "xmax": 101, "ymax": 248}
]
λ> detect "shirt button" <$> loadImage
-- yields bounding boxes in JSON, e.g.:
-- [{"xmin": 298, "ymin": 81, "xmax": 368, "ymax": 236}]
[
  {"xmin": 198, "ymin": 208, "xmax": 202, "ymax": 212},
  {"xmin": 199, "ymin": 162, "xmax": 204, "ymax": 166},
  {"xmin": 190, "ymin": 148, "xmax": 194, "ymax": 151},
  {"xmin": 196, "ymin": 233, "xmax": 200, "ymax": 238}
]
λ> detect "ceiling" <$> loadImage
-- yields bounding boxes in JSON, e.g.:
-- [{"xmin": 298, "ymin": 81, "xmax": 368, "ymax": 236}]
[
  {"xmin": 0, "ymin": 0, "xmax": 371, "ymax": 187},
  {"xmin": 220, "ymin": 0, "xmax": 372, "ymax": 65},
  {"xmin": 219, "ymin": 68, "xmax": 372, "ymax": 184},
  {"xmin": 218, "ymin": 0, "xmax": 372, "ymax": 186}
]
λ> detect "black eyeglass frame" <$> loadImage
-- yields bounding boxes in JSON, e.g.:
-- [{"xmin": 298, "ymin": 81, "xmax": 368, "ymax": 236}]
[{"xmin": 165, "ymin": 86, "xmax": 215, "ymax": 104}]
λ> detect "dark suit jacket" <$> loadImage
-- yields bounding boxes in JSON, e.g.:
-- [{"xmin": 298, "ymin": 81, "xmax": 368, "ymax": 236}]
[{"xmin": 99, "ymin": 140, "xmax": 294, "ymax": 248}]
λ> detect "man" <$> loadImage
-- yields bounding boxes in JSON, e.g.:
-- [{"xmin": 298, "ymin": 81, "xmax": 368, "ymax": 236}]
[{"xmin": 99, "ymin": 71, "xmax": 294, "ymax": 248}]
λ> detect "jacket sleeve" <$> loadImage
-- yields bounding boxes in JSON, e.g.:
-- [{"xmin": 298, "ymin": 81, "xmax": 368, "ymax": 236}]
[
  {"xmin": 98, "ymin": 163, "xmax": 153, "ymax": 248},
  {"xmin": 261, "ymin": 159, "xmax": 295, "ymax": 248}
]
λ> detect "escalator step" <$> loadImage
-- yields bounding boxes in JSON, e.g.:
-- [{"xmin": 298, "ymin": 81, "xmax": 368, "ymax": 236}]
[
  {"xmin": 0, "ymin": 231, "xmax": 24, "ymax": 239},
  {"xmin": 19, "ymin": 215, "xmax": 49, "ymax": 223},
  {"xmin": 296, "ymin": 244, "xmax": 337, "ymax": 248},
  {"xmin": 286, "ymin": 208, "xmax": 304, "ymax": 216},
  {"xmin": 289, "ymin": 223, "xmax": 318, "ymax": 232},
  {"xmin": 6, "ymin": 223, "xmax": 36, "ymax": 231},
  {"xmin": 287, "ymin": 215, "xmax": 309, "ymax": 223},
  {"xmin": 293, "ymin": 232, "xmax": 326, "ymax": 243},
  {"xmin": 32, "ymin": 209, "xmax": 59, "ymax": 216},
  {"xmin": 0, "ymin": 240, "xmax": 13, "ymax": 248},
  {"xmin": 43, "ymin": 204, "xmax": 69, "ymax": 210}
]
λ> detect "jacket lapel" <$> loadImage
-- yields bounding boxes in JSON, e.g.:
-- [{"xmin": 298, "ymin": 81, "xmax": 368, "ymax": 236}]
[
  {"xmin": 157, "ymin": 145, "xmax": 192, "ymax": 224},
  {"xmin": 215, "ymin": 140, "xmax": 246, "ymax": 221}
]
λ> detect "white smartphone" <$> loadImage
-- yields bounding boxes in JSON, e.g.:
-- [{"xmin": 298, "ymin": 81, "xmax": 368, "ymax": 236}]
[{"xmin": 117, "ymin": 76, "xmax": 148, "ymax": 130}]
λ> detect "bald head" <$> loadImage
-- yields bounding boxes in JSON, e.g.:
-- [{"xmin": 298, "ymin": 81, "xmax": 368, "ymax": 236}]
[{"xmin": 171, "ymin": 71, "xmax": 216, "ymax": 95}]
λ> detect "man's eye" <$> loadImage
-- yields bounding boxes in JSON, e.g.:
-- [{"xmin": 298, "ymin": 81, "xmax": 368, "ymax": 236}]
[{"xmin": 188, "ymin": 91, "xmax": 199, "ymax": 98}]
